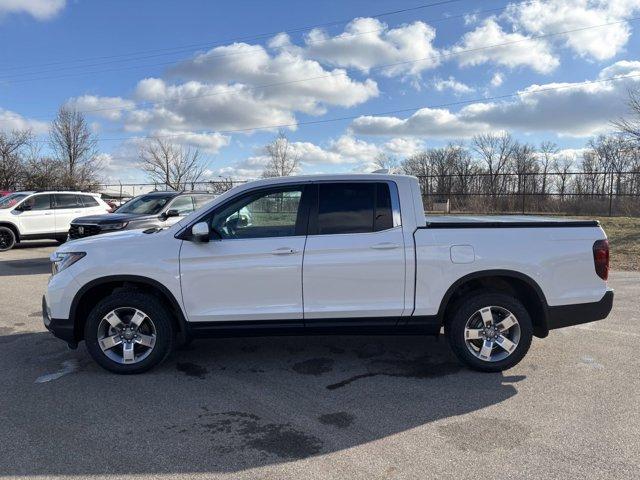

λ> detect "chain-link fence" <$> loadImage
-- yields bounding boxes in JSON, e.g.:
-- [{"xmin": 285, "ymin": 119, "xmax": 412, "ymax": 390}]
[{"xmin": 94, "ymin": 171, "xmax": 640, "ymax": 217}]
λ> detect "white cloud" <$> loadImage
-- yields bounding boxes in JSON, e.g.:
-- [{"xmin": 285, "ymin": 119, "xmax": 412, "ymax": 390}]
[
  {"xmin": 149, "ymin": 130, "xmax": 230, "ymax": 154},
  {"xmin": 0, "ymin": 107, "xmax": 48, "ymax": 134},
  {"xmin": 351, "ymin": 107, "xmax": 488, "ymax": 138},
  {"xmin": 506, "ymin": 0, "xmax": 640, "ymax": 61},
  {"xmin": 490, "ymin": 72, "xmax": 504, "ymax": 87},
  {"xmin": 448, "ymin": 18, "xmax": 559, "ymax": 74},
  {"xmin": 66, "ymin": 95, "xmax": 135, "ymax": 121},
  {"xmin": 383, "ymin": 137, "xmax": 425, "ymax": 157},
  {"xmin": 0, "ymin": 0, "xmax": 65, "ymax": 20},
  {"xmin": 351, "ymin": 61, "xmax": 640, "ymax": 138},
  {"xmin": 433, "ymin": 76, "xmax": 475, "ymax": 94},
  {"xmin": 304, "ymin": 17, "xmax": 440, "ymax": 77},
  {"xmin": 126, "ymin": 44, "xmax": 378, "ymax": 133}
]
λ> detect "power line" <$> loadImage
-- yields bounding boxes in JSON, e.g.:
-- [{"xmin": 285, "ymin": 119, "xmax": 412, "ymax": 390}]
[
  {"xmin": 1, "ymin": 0, "xmax": 463, "ymax": 75},
  {"xmin": 26, "ymin": 17, "xmax": 640, "ymax": 120},
  {"xmin": 33, "ymin": 71, "xmax": 637, "ymax": 143}
]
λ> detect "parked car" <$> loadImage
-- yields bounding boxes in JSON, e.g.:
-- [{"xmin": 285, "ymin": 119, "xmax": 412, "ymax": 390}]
[
  {"xmin": 44, "ymin": 174, "xmax": 613, "ymax": 374},
  {"xmin": 68, "ymin": 191, "xmax": 216, "ymax": 240},
  {"xmin": 0, "ymin": 191, "xmax": 110, "ymax": 251}
]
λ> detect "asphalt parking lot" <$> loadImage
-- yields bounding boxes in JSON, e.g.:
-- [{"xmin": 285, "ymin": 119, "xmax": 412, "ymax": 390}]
[{"xmin": 0, "ymin": 241, "xmax": 638, "ymax": 480}]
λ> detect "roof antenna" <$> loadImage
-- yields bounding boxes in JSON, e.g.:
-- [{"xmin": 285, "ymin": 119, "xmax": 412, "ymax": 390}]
[{"xmin": 372, "ymin": 169, "xmax": 389, "ymax": 174}]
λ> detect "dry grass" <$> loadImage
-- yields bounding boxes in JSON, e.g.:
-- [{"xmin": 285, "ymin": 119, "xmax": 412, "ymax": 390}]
[{"xmin": 594, "ymin": 216, "xmax": 640, "ymax": 271}]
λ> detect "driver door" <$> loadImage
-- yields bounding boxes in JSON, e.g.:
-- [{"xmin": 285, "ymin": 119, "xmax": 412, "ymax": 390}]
[{"xmin": 179, "ymin": 184, "xmax": 310, "ymax": 323}]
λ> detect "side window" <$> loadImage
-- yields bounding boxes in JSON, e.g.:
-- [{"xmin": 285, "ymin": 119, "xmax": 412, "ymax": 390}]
[
  {"xmin": 317, "ymin": 183, "xmax": 375, "ymax": 234},
  {"xmin": 22, "ymin": 194, "xmax": 52, "ymax": 211},
  {"xmin": 80, "ymin": 195, "xmax": 99, "ymax": 207},
  {"xmin": 316, "ymin": 182, "xmax": 395, "ymax": 235},
  {"xmin": 193, "ymin": 195, "xmax": 215, "ymax": 208},
  {"xmin": 169, "ymin": 196, "xmax": 195, "ymax": 215},
  {"xmin": 210, "ymin": 187, "xmax": 303, "ymax": 239},
  {"xmin": 54, "ymin": 194, "xmax": 82, "ymax": 209}
]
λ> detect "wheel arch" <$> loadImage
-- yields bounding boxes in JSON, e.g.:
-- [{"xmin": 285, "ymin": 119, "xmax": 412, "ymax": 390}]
[
  {"xmin": 437, "ymin": 269, "xmax": 550, "ymax": 338},
  {"xmin": 70, "ymin": 275, "xmax": 188, "ymax": 343}
]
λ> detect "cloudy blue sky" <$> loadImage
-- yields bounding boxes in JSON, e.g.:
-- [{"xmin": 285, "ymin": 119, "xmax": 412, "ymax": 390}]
[{"xmin": 1, "ymin": 0, "xmax": 640, "ymax": 182}]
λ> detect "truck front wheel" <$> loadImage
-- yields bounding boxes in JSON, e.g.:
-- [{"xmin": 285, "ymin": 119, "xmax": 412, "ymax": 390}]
[
  {"xmin": 84, "ymin": 292, "xmax": 174, "ymax": 374},
  {"xmin": 445, "ymin": 291, "xmax": 533, "ymax": 372}
]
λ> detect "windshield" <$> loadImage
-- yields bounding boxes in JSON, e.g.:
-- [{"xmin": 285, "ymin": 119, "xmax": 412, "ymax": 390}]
[
  {"xmin": 115, "ymin": 194, "xmax": 174, "ymax": 215},
  {"xmin": 0, "ymin": 193, "xmax": 29, "ymax": 209}
]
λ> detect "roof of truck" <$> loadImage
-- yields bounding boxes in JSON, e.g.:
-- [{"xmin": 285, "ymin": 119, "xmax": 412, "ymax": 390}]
[{"xmin": 245, "ymin": 173, "xmax": 414, "ymax": 186}]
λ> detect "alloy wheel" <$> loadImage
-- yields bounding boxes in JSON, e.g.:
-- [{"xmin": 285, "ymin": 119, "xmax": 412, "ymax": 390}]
[
  {"xmin": 97, "ymin": 307, "xmax": 157, "ymax": 364},
  {"xmin": 463, "ymin": 305, "xmax": 521, "ymax": 362}
]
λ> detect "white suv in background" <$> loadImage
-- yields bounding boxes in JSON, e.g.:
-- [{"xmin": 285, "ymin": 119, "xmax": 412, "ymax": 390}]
[{"xmin": 0, "ymin": 191, "xmax": 110, "ymax": 251}]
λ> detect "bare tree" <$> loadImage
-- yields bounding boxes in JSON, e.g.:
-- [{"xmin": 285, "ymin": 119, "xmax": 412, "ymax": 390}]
[
  {"xmin": 613, "ymin": 88, "xmax": 640, "ymax": 144},
  {"xmin": 538, "ymin": 141, "xmax": 558, "ymax": 195},
  {"xmin": 0, "ymin": 129, "xmax": 32, "ymax": 190},
  {"xmin": 139, "ymin": 137, "xmax": 206, "ymax": 190},
  {"xmin": 372, "ymin": 152, "xmax": 399, "ymax": 173},
  {"xmin": 262, "ymin": 130, "xmax": 300, "ymax": 178},
  {"xmin": 49, "ymin": 107, "xmax": 101, "ymax": 189},
  {"xmin": 553, "ymin": 155, "xmax": 574, "ymax": 199},
  {"xmin": 472, "ymin": 133, "xmax": 516, "ymax": 197}
]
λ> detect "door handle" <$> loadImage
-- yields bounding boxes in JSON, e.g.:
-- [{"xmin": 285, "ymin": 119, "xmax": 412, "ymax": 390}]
[
  {"xmin": 43, "ymin": 212, "xmax": 53, "ymax": 216},
  {"xmin": 370, "ymin": 242, "xmax": 400, "ymax": 250},
  {"xmin": 271, "ymin": 247, "xmax": 298, "ymax": 255}
]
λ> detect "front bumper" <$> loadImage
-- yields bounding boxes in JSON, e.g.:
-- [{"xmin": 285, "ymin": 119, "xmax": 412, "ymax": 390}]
[
  {"xmin": 42, "ymin": 295, "xmax": 76, "ymax": 347},
  {"xmin": 547, "ymin": 289, "xmax": 614, "ymax": 330}
]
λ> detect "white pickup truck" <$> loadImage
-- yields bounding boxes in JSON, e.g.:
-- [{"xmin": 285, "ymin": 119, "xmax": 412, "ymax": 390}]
[{"xmin": 43, "ymin": 174, "xmax": 613, "ymax": 374}]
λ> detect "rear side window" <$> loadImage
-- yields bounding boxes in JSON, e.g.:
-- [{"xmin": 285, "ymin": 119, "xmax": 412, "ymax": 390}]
[
  {"xmin": 80, "ymin": 195, "xmax": 99, "ymax": 207},
  {"xmin": 316, "ymin": 182, "xmax": 395, "ymax": 235},
  {"xmin": 318, "ymin": 183, "xmax": 374, "ymax": 234},
  {"xmin": 54, "ymin": 194, "xmax": 82, "ymax": 209}
]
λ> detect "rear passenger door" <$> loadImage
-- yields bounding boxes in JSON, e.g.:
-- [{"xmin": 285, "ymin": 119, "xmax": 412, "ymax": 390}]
[
  {"xmin": 53, "ymin": 194, "xmax": 85, "ymax": 233},
  {"xmin": 302, "ymin": 182, "xmax": 406, "ymax": 322}
]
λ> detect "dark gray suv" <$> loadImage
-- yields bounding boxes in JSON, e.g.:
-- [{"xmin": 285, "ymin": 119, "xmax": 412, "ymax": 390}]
[{"xmin": 68, "ymin": 191, "xmax": 215, "ymax": 239}]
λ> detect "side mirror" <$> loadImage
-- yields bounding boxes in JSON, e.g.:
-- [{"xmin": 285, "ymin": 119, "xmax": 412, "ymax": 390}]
[
  {"xmin": 191, "ymin": 222, "xmax": 210, "ymax": 243},
  {"xmin": 16, "ymin": 204, "xmax": 31, "ymax": 212},
  {"xmin": 162, "ymin": 209, "xmax": 179, "ymax": 220}
]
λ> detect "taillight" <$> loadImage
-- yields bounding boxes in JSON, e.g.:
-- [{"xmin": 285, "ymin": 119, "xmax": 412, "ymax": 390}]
[{"xmin": 593, "ymin": 239, "xmax": 609, "ymax": 281}]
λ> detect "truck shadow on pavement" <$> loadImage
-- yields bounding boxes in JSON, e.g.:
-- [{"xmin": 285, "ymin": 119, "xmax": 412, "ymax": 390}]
[{"xmin": 0, "ymin": 331, "xmax": 525, "ymax": 476}]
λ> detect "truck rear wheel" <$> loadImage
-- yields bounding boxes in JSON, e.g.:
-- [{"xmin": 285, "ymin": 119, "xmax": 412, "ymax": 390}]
[
  {"xmin": 445, "ymin": 291, "xmax": 533, "ymax": 372},
  {"xmin": 0, "ymin": 226, "xmax": 16, "ymax": 252},
  {"xmin": 84, "ymin": 292, "xmax": 174, "ymax": 374}
]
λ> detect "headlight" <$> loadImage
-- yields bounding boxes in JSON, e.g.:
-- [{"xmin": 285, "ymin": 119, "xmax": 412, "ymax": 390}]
[
  {"xmin": 101, "ymin": 222, "xmax": 129, "ymax": 231},
  {"xmin": 50, "ymin": 252, "xmax": 86, "ymax": 275}
]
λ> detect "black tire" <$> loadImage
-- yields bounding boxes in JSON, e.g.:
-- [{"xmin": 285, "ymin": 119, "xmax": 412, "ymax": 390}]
[
  {"xmin": 0, "ymin": 226, "xmax": 16, "ymax": 252},
  {"xmin": 84, "ymin": 291, "xmax": 174, "ymax": 374},
  {"xmin": 445, "ymin": 291, "xmax": 533, "ymax": 372}
]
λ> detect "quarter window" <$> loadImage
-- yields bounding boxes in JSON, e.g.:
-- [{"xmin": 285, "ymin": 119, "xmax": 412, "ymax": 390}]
[
  {"xmin": 80, "ymin": 195, "xmax": 99, "ymax": 207},
  {"xmin": 210, "ymin": 187, "xmax": 303, "ymax": 239}
]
